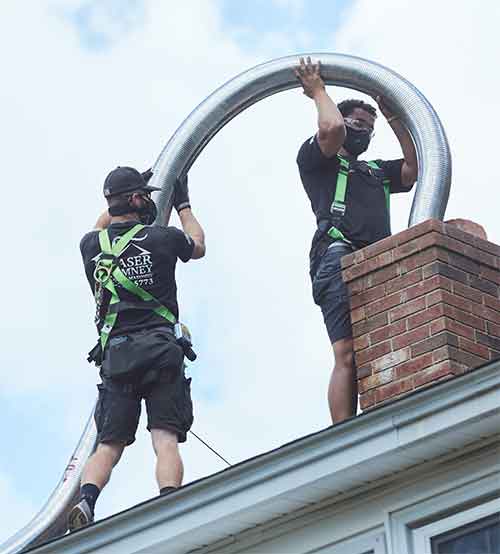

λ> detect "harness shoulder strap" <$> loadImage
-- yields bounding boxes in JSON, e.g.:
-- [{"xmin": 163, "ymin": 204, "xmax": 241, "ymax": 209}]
[
  {"xmin": 99, "ymin": 223, "xmax": 144, "ymax": 256},
  {"xmin": 366, "ymin": 160, "xmax": 391, "ymax": 212},
  {"xmin": 326, "ymin": 157, "xmax": 392, "ymax": 244},
  {"xmin": 326, "ymin": 155, "xmax": 351, "ymax": 243},
  {"xmin": 333, "ymin": 155, "xmax": 349, "ymax": 205},
  {"xmin": 94, "ymin": 224, "xmax": 176, "ymax": 352}
]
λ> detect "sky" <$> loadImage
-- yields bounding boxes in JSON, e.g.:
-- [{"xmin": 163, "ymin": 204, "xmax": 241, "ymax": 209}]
[{"xmin": 1, "ymin": 0, "xmax": 499, "ymax": 544}]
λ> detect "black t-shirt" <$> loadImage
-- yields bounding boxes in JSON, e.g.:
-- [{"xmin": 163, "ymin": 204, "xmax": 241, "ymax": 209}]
[
  {"xmin": 297, "ymin": 135, "xmax": 410, "ymax": 259},
  {"xmin": 80, "ymin": 221, "xmax": 194, "ymax": 336}
]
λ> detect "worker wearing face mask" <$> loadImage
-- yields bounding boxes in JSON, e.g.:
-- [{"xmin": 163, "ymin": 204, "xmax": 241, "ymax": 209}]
[
  {"xmin": 295, "ymin": 56, "xmax": 417, "ymax": 424},
  {"xmin": 70, "ymin": 167, "xmax": 205, "ymax": 530}
]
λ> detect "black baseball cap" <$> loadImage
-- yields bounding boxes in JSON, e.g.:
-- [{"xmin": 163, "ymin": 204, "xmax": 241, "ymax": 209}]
[{"xmin": 103, "ymin": 166, "xmax": 161, "ymax": 198}]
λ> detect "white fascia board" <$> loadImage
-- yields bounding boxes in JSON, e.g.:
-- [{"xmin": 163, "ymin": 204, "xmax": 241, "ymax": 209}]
[{"xmin": 28, "ymin": 361, "xmax": 500, "ymax": 554}]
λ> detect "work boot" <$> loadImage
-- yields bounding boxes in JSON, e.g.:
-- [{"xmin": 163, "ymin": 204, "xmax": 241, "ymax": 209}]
[{"xmin": 68, "ymin": 498, "xmax": 94, "ymax": 531}]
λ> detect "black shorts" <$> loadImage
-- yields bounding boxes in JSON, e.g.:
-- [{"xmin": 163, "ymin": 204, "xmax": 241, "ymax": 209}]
[
  {"xmin": 94, "ymin": 370, "xmax": 193, "ymax": 446},
  {"xmin": 311, "ymin": 242, "xmax": 355, "ymax": 344}
]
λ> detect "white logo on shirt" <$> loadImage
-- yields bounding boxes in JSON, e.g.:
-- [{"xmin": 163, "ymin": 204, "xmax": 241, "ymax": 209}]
[{"xmin": 93, "ymin": 236, "xmax": 154, "ymax": 287}]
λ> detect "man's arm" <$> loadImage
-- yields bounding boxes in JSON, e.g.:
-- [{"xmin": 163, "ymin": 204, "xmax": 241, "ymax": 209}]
[
  {"xmin": 94, "ymin": 210, "xmax": 111, "ymax": 230},
  {"xmin": 171, "ymin": 175, "xmax": 206, "ymax": 259},
  {"xmin": 375, "ymin": 96, "xmax": 418, "ymax": 188},
  {"xmin": 178, "ymin": 208, "xmax": 205, "ymax": 259},
  {"xmin": 294, "ymin": 56, "xmax": 346, "ymax": 158}
]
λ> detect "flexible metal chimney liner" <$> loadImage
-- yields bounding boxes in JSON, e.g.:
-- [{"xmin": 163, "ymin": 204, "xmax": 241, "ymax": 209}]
[
  {"xmin": 152, "ymin": 52, "xmax": 451, "ymax": 225},
  {"xmin": 0, "ymin": 53, "xmax": 451, "ymax": 554},
  {"xmin": 0, "ymin": 410, "xmax": 96, "ymax": 554}
]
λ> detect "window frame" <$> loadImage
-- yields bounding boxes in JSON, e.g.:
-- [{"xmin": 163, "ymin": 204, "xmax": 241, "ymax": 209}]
[
  {"xmin": 430, "ymin": 511, "xmax": 499, "ymax": 553},
  {"xmin": 412, "ymin": 499, "xmax": 499, "ymax": 554},
  {"xmin": 389, "ymin": 469, "xmax": 500, "ymax": 554}
]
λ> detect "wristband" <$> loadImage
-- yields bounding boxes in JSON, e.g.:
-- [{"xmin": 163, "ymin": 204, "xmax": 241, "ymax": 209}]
[{"xmin": 176, "ymin": 202, "xmax": 191, "ymax": 213}]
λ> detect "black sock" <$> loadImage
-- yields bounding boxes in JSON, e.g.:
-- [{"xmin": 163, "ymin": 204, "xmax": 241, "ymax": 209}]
[
  {"xmin": 159, "ymin": 486, "xmax": 177, "ymax": 496},
  {"xmin": 80, "ymin": 483, "xmax": 100, "ymax": 513}
]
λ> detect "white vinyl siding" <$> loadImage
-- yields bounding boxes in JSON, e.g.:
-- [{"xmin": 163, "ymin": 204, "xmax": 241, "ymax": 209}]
[{"xmin": 311, "ymin": 530, "xmax": 386, "ymax": 554}]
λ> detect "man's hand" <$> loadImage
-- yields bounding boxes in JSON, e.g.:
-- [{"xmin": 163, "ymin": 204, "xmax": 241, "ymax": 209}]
[
  {"xmin": 94, "ymin": 210, "xmax": 112, "ymax": 230},
  {"xmin": 295, "ymin": 56, "xmax": 345, "ymax": 158},
  {"xmin": 374, "ymin": 95, "xmax": 397, "ymax": 121},
  {"xmin": 294, "ymin": 56, "xmax": 325, "ymax": 99},
  {"xmin": 173, "ymin": 174, "xmax": 191, "ymax": 213},
  {"xmin": 141, "ymin": 168, "xmax": 153, "ymax": 183}
]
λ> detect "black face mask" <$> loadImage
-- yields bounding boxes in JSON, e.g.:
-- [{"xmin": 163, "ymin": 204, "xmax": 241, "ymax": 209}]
[
  {"xmin": 136, "ymin": 196, "xmax": 158, "ymax": 225},
  {"xmin": 108, "ymin": 194, "xmax": 158, "ymax": 225},
  {"xmin": 343, "ymin": 126, "xmax": 371, "ymax": 157}
]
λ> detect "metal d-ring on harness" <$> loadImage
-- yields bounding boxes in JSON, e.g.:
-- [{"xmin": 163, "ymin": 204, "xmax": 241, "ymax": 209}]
[
  {"xmin": 91, "ymin": 223, "xmax": 196, "ymax": 363},
  {"xmin": 327, "ymin": 155, "xmax": 391, "ymax": 244}
]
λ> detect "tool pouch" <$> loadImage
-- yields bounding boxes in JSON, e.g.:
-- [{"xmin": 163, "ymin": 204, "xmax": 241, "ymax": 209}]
[{"xmin": 101, "ymin": 328, "xmax": 184, "ymax": 383}]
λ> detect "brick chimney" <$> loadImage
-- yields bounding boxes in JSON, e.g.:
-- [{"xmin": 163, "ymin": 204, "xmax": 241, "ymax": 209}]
[{"xmin": 341, "ymin": 219, "xmax": 500, "ymax": 410}]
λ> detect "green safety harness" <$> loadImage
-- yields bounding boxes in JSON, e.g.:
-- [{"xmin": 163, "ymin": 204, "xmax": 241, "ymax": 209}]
[
  {"xmin": 93, "ymin": 224, "xmax": 176, "ymax": 353},
  {"xmin": 327, "ymin": 155, "xmax": 391, "ymax": 244}
]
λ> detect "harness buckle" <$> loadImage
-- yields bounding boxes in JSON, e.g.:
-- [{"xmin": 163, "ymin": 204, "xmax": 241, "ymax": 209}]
[
  {"xmin": 330, "ymin": 201, "xmax": 346, "ymax": 215},
  {"xmin": 93, "ymin": 262, "xmax": 113, "ymax": 285},
  {"xmin": 101, "ymin": 322, "xmax": 113, "ymax": 334}
]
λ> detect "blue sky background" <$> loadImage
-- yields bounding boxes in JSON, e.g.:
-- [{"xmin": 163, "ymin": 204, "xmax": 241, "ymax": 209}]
[
  {"xmin": 219, "ymin": 0, "xmax": 351, "ymax": 53},
  {"xmin": 1, "ymin": 0, "xmax": 499, "ymax": 544},
  {"xmin": 61, "ymin": 0, "xmax": 350, "ymax": 53},
  {"xmin": 61, "ymin": 0, "xmax": 146, "ymax": 50}
]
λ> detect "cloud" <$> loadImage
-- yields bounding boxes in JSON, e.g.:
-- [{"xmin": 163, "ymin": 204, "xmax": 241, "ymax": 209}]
[
  {"xmin": 56, "ymin": 0, "xmax": 145, "ymax": 51},
  {"xmin": 218, "ymin": 0, "xmax": 351, "ymax": 55}
]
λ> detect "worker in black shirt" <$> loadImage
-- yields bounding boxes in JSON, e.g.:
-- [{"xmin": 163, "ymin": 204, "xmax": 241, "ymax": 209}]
[
  {"xmin": 69, "ymin": 166, "xmax": 205, "ymax": 530},
  {"xmin": 295, "ymin": 56, "xmax": 417, "ymax": 423}
]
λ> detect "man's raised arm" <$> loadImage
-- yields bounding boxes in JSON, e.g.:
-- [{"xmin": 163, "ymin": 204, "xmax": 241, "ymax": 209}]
[
  {"xmin": 178, "ymin": 208, "xmax": 206, "ymax": 259},
  {"xmin": 375, "ymin": 95, "xmax": 418, "ymax": 187},
  {"xmin": 294, "ymin": 56, "xmax": 346, "ymax": 158},
  {"xmin": 173, "ymin": 176, "xmax": 206, "ymax": 259}
]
